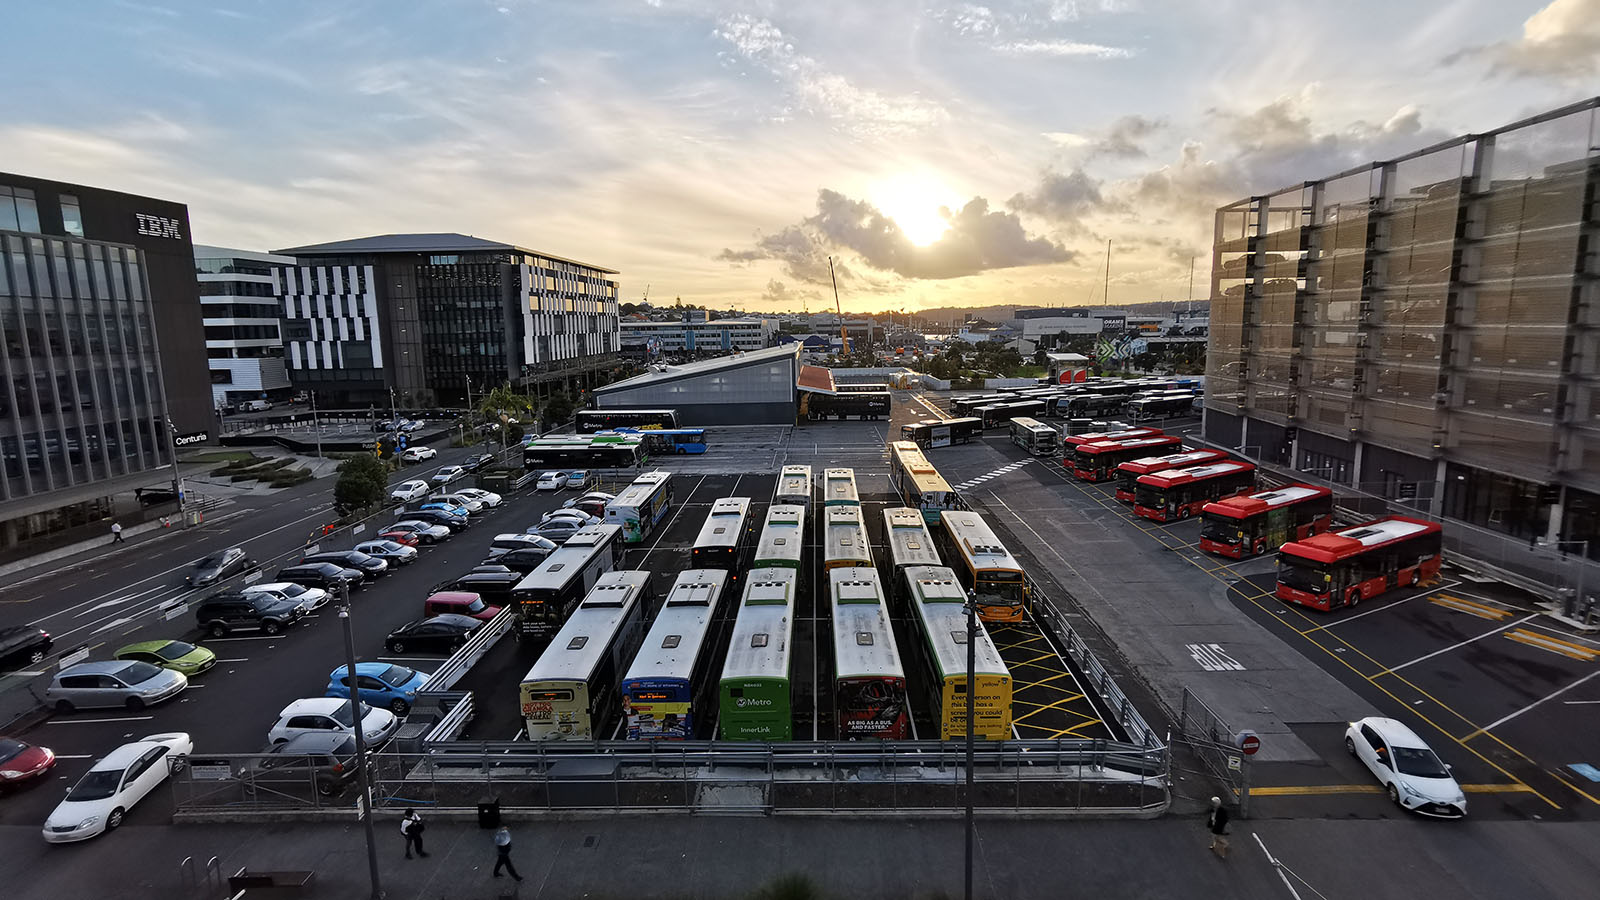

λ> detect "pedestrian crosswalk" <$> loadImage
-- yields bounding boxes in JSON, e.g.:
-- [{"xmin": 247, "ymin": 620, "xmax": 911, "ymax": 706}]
[{"xmin": 953, "ymin": 458, "xmax": 1033, "ymax": 491}]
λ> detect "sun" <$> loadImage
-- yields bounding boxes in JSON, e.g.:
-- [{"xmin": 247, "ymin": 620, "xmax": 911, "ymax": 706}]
[{"xmin": 871, "ymin": 172, "xmax": 955, "ymax": 246}]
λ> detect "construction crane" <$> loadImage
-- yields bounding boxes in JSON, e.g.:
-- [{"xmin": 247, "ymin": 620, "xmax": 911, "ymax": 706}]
[{"xmin": 828, "ymin": 256, "xmax": 849, "ymax": 354}]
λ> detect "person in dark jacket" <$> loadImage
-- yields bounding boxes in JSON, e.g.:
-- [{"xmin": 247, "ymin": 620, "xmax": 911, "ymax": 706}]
[
  {"xmin": 493, "ymin": 826, "xmax": 523, "ymax": 880},
  {"xmin": 401, "ymin": 809, "xmax": 428, "ymax": 859},
  {"xmin": 1207, "ymin": 796, "xmax": 1231, "ymax": 857}
]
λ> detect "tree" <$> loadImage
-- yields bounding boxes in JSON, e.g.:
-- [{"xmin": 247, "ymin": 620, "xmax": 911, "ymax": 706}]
[
  {"xmin": 544, "ymin": 390, "xmax": 577, "ymax": 429},
  {"xmin": 334, "ymin": 455, "xmax": 389, "ymax": 517},
  {"xmin": 478, "ymin": 384, "xmax": 533, "ymax": 423}
]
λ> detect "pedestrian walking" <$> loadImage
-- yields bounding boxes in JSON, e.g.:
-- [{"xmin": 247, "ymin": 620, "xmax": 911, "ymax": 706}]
[
  {"xmin": 401, "ymin": 809, "xmax": 428, "ymax": 859},
  {"xmin": 1207, "ymin": 796, "xmax": 1231, "ymax": 858},
  {"xmin": 110, "ymin": 522, "xmax": 125, "ymax": 544},
  {"xmin": 492, "ymin": 825, "xmax": 523, "ymax": 881}
]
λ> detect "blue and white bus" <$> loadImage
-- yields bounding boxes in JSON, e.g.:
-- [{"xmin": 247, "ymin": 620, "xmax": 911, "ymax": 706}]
[
  {"xmin": 613, "ymin": 427, "xmax": 708, "ymax": 455},
  {"xmin": 621, "ymin": 569, "xmax": 730, "ymax": 740},
  {"xmin": 604, "ymin": 470, "xmax": 675, "ymax": 543}
]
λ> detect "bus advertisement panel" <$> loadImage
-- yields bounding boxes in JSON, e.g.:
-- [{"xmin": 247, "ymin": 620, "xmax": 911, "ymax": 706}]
[
  {"xmin": 830, "ymin": 567, "xmax": 909, "ymax": 740},
  {"xmin": 1113, "ymin": 448, "xmax": 1231, "ymax": 503},
  {"xmin": 622, "ymin": 569, "xmax": 730, "ymax": 739},
  {"xmin": 1276, "ymin": 517, "xmax": 1443, "ymax": 611},
  {"xmin": 1069, "ymin": 435, "xmax": 1184, "ymax": 482},
  {"xmin": 1200, "ymin": 485, "xmax": 1334, "ymax": 558},
  {"xmin": 604, "ymin": 470, "xmax": 674, "ymax": 543},
  {"xmin": 718, "ymin": 568, "xmax": 799, "ymax": 741},
  {"xmin": 887, "ymin": 441, "xmax": 957, "ymax": 524},
  {"xmin": 518, "ymin": 571, "xmax": 650, "ymax": 741},
  {"xmin": 1132, "ymin": 461, "xmax": 1256, "ymax": 522},
  {"xmin": 901, "ymin": 566, "xmax": 1013, "ymax": 741},
  {"xmin": 576, "ymin": 409, "xmax": 678, "ymax": 433}
]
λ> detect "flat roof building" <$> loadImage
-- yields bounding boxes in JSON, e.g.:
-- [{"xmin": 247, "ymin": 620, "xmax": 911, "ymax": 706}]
[
  {"xmin": 593, "ymin": 344, "xmax": 801, "ymax": 425},
  {"xmin": 620, "ymin": 317, "xmax": 776, "ymax": 356},
  {"xmin": 193, "ymin": 246, "xmax": 295, "ymax": 411}
]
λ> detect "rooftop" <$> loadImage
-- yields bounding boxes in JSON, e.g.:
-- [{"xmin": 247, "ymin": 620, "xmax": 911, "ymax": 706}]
[
  {"xmin": 595, "ymin": 344, "xmax": 800, "ymax": 395},
  {"xmin": 272, "ymin": 233, "xmax": 618, "ymax": 273}
]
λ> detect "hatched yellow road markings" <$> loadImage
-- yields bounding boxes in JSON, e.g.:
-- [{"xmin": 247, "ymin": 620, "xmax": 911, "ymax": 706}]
[
  {"xmin": 1431, "ymin": 594, "xmax": 1512, "ymax": 620},
  {"xmin": 1505, "ymin": 629, "xmax": 1598, "ymax": 662},
  {"xmin": 1251, "ymin": 783, "xmax": 1533, "ymax": 797}
]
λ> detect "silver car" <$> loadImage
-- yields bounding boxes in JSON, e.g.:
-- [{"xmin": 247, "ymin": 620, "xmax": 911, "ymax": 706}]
[{"xmin": 47, "ymin": 660, "xmax": 187, "ymax": 713}]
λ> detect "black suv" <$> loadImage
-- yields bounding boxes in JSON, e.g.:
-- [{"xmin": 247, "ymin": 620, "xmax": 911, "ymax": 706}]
[
  {"xmin": 195, "ymin": 592, "xmax": 301, "ymax": 637},
  {"xmin": 433, "ymin": 571, "xmax": 520, "ymax": 606},
  {"xmin": 240, "ymin": 733, "xmax": 367, "ymax": 797},
  {"xmin": 276, "ymin": 562, "xmax": 365, "ymax": 591},
  {"xmin": 302, "ymin": 550, "xmax": 389, "ymax": 579},
  {"xmin": 0, "ymin": 625, "xmax": 52, "ymax": 673},
  {"xmin": 492, "ymin": 547, "xmax": 554, "ymax": 574}
]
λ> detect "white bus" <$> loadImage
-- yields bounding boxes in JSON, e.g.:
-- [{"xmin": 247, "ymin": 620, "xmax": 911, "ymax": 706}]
[
  {"xmin": 822, "ymin": 467, "xmax": 859, "ymax": 508},
  {"xmin": 1007, "ymin": 417, "xmax": 1059, "ymax": 457},
  {"xmin": 775, "ymin": 465, "xmax": 813, "ymax": 508},
  {"xmin": 751, "ymin": 504, "xmax": 806, "ymax": 572},
  {"xmin": 901, "ymin": 565, "xmax": 1013, "ymax": 741},
  {"xmin": 509, "ymin": 525, "xmax": 624, "ymax": 639},
  {"xmin": 829, "ymin": 566, "xmax": 909, "ymax": 740},
  {"xmin": 604, "ymin": 470, "xmax": 674, "ymax": 543},
  {"xmin": 691, "ymin": 497, "xmax": 752, "ymax": 571},
  {"xmin": 823, "ymin": 505, "xmax": 873, "ymax": 571},
  {"xmin": 882, "ymin": 507, "xmax": 942, "ymax": 585},
  {"xmin": 518, "ymin": 571, "xmax": 651, "ymax": 741},
  {"xmin": 887, "ymin": 441, "xmax": 957, "ymax": 524}
]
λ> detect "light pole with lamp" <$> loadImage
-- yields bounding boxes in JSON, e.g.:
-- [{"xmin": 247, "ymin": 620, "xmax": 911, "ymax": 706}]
[
  {"xmin": 310, "ymin": 390, "xmax": 323, "ymax": 461},
  {"xmin": 336, "ymin": 583, "xmax": 383, "ymax": 900},
  {"xmin": 164, "ymin": 417, "xmax": 186, "ymax": 524},
  {"xmin": 963, "ymin": 588, "xmax": 977, "ymax": 900}
]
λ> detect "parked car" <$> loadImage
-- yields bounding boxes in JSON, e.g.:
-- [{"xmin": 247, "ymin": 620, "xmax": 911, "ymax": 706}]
[
  {"xmin": 461, "ymin": 453, "xmax": 497, "ymax": 473},
  {"xmin": 244, "ymin": 581, "xmax": 331, "ymax": 613},
  {"xmin": 0, "ymin": 625, "xmax": 51, "ymax": 673},
  {"xmin": 238, "ymin": 733, "xmax": 367, "ymax": 798},
  {"xmin": 46, "ymin": 661, "xmax": 187, "ymax": 713},
  {"xmin": 469, "ymin": 565, "xmax": 514, "ymax": 575},
  {"xmin": 562, "ymin": 496, "xmax": 609, "ymax": 518},
  {"xmin": 535, "ymin": 471, "xmax": 569, "ymax": 491},
  {"xmin": 390, "ymin": 480, "xmax": 431, "ymax": 502},
  {"xmin": 42, "ymin": 733, "xmax": 192, "ymax": 842},
  {"xmin": 267, "ymin": 699, "xmax": 398, "ymax": 746},
  {"xmin": 456, "ymin": 487, "xmax": 503, "ymax": 507},
  {"xmin": 302, "ymin": 550, "xmax": 389, "ymax": 579},
  {"xmin": 274, "ymin": 562, "xmax": 366, "ymax": 592},
  {"xmin": 376, "ymin": 530, "xmax": 421, "ymax": 547},
  {"xmin": 325, "ymin": 663, "xmax": 430, "ymax": 715},
  {"xmin": 399, "ymin": 419, "xmax": 425, "ymax": 433},
  {"xmin": 195, "ymin": 591, "xmax": 302, "ymax": 637},
  {"xmin": 541, "ymin": 508, "xmax": 600, "ymax": 527},
  {"xmin": 374, "ymin": 419, "xmax": 398, "ymax": 433},
  {"xmin": 562, "ymin": 491, "xmax": 615, "ymax": 510},
  {"xmin": 430, "ymin": 465, "xmax": 466, "ymax": 486},
  {"xmin": 429, "ymin": 493, "xmax": 485, "ymax": 514},
  {"xmin": 492, "ymin": 546, "xmax": 556, "ymax": 574},
  {"xmin": 382, "ymin": 521, "xmax": 452, "ymax": 544},
  {"xmin": 353, "ymin": 540, "xmax": 419, "ymax": 566},
  {"xmin": 485, "ymin": 533, "xmax": 556, "ymax": 560},
  {"xmin": 400, "ymin": 446, "xmax": 436, "ymax": 463},
  {"xmin": 403, "ymin": 510, "xmax": 471, "ymax": 533},
  {"xmin": 384, "ymin": 615, "xmax": 483, "ymax": 655},
  {"xmin": 186, "ymin": 547, "xmax": 252, "ymax": 587},
  {"xmin": 415, "ymin": 501, "xmax": 472, "ymax": 519},
  {"xmin": 1345, "ymin": 717, "xmax": 1467, "ymax": 818},
  {"xmin": 112, "ymin": 640, "xmax": 216, "ymax": 677},
  {"xmin": 0, "ymin": 737, "xmax": 57, "ymax": 789},
  {"xmin": 433, "ymin": 572, "xmax": 519, "ymax": 607},
  {"xmin": 566, "ymin": 470, "xmax": 593, "ymax": 490},
  {"xmin": 526, "ymin": 518, "xmax": 587, "ymax": 543}
]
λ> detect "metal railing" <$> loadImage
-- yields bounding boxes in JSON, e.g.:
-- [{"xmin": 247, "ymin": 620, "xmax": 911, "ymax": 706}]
[
  {"xmin": 1031, "ymin": 588, "xmax": 1163, "ymax": 750},
  {"xmin": 1172, "ymin": 687, "xmax": 1251, "ymax": 816}
]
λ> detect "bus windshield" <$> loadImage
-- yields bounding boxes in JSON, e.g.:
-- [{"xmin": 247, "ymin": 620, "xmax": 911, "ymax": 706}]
[
  {"xmin": 1133, "ymin": 484, "xmax": 1165, "ymax": 510},
  {"xmin": 1199, "ymin": 515, "xmax": 1241, "ymax": 545},
  {"xmin": 1276, "ymin": 555, "xmax": 1329, "ymax": 594},
  {"xmin": 975, "ymin": 572, "xmax": 1024, "ymax": 607}
]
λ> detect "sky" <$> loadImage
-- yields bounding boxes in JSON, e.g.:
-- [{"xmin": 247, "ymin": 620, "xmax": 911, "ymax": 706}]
[{"xmin": 3, "ymin": 1, "xmax": 1598, "ymax": 314}]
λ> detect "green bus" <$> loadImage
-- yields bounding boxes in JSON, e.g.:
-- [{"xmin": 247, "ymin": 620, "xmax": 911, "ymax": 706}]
[{"xmin": 717, "ymin": 567, "xmax": 798, "ymax": 741}]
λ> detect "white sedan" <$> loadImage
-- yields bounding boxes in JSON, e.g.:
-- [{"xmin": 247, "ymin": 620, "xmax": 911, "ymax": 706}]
[
  {"xmin": 268, "ymin": 698, "xmax": 399, "ymax": 746},
  {"xmin": 244, "ymin": 581, "xmax": 330, "ymax": 613},
  {"xmin": 430, "ymin": 492, "xmax": 485, "ymax": 514},
  {"xmin": 43, "ymin": 732, "xmax": 193, "ymax": 842},
  {"xmin": 390, "ymin": 480, "xmax": 430, "ymax": 502},
  {"xmin": 431, "ymin": 465, "xmax": 466, "ymax": 486},
  {"xmin": 562, "ymin": 491, "xmax": 615, "ymax": 509},
  {"xmin": 536, "ymin": 471, "xmax": 569, "ymax": 491},
  {"xmin": 455, "ymin": 488, "xmax": 503, "ymax": 508},
  {"xmin": 401, "ymin": 446, "xmax": 437, "ymax": 462},
  {"xmin": 1345, "ymin": 717, "xmax": 1467, "ymax": 818}
]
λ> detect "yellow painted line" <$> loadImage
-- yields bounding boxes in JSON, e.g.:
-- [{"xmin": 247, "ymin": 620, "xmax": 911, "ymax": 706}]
[
  {"xmin": 1506, "ymin": 629, "xmax": 1598, "ymax": 662},
  {"xmin": 1251, "ymin": 784, "xmax": 1382, "ymax": 796},
  {"xmin": 1431, "ymin": 595, "xmax": 1511, "ymax": 620},
  {"xmin": 1462, "ymin": 783, "xmax": 1536, "ymax": 794}
]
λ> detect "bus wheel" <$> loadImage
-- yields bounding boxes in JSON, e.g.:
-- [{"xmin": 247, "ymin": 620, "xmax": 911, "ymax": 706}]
[
  {"xmin": 1178, "ymin": 506, "xmax": 1190, "ymax": 519},
  {"xmin": 1346, "ymin": 589, "xmax": 1361, "ymax": 608},
  {"xmin": 1252, "ymin": 539, "xmax": 1265, "ymax": 556}
]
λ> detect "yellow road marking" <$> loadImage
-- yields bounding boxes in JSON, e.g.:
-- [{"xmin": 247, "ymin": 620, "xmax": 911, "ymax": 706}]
[
  {"xmin": 1462, "ymin": 783, "xmax": 1536, "ymax": 794},
  {"xmin": 1250, "ymin": 783, "xmax": 1532, "ymax": 797},
  {"xmin": 1431, "ymin": 594, "xmax": 1511, "ymax": 620},
  {"xmin": 1505, "ymin": 629, "xmax": 1598, "ymax": 662}
]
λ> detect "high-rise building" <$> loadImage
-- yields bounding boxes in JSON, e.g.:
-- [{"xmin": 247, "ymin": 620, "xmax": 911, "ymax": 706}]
[
  {"xmin": 1205, "ymin": 98, "xmax": 1599, "ymax": 553},
  {"xmin": 193, "ymin": 246, "xmax": 295, "ymax": 411},
  {"xmin": 0, "ymin": 173, "xmax": 210, "ymax": 556},
  {"xmin": 271, "ymin": 234, "xmax": 619, "ymax": 407}
]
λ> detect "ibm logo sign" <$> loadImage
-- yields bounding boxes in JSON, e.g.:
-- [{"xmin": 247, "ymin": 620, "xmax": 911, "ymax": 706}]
[{"xmin": 135, "ymin": 213, "xmax": 183, "ymax": 240}]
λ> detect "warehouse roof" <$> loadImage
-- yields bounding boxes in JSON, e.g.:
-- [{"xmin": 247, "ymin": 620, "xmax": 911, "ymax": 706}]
[
  {"xmin": 594, "ymin": 344, "xmax": 801, "ymax": 395},
  {"xmin": 797, "ymin": 365, "xmax": 836, "ymax": 395},
  {"xmin": 273, "ymin": 233, "xmax": 618, "ymax": 273}
]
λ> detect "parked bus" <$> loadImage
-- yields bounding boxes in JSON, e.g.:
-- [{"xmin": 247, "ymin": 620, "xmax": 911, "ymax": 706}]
[
  {"xmin": 1065, "ymin": 425, "xmax": 1164, "ymax": 447},
  {"xmin": 951, "ymin": 394, "xmax": 1011, "ymax": 417},
  {"xmin": 836, "ymin": 382, "xmax": 890, "ymax": 393},
  {"xmin": 1062, "ymin": 394, "xmax": 1126, "ymax": 418},
  {"xmin": 509, "ymin": 525, "xmax": 625, "ymax": 639},
  {"xmin": 901, "ymin": 565, "xmax": 1013, "ymax": 741},
  {"xmin": 1113, "ymin": 448, "xmax": 1231, "ymax": 503},
  {"xmin": 1276, "ymin": 517, "xmax": 1444, "ymax": 611},
  {"xmin": 775, "ymin": 465, "xmax": 812, "ymax": 508},
  {"xmin": 752, "ymin": 504, "xmax": 807, "ymax": 571},
  {"xmin": 900, "ymin": 417, "xmax": 983, "ymax": 448},
  {"xmin": 523, "ymin": 436, "xmax": 646, "ymax": 469},
  {"xmin": 691, "ymin": 497, "xmax": 752, "ymax": 570},
  {"xmin": 1133, "ymin": 461, "xmax": 1257, "ymax": 522},
  {"xmin": 882, "ymin": 507, "xmax": 942, "ymax": 587},
  {"xmin": 604, "ymin": 470, "xmax": 675, "ymax": 543},
  {"xmin": 807, "ymin": 390, "xmax": 891, "ymax": 420},
  {"xmin": 621, "ymin": 568, "xmax": 731, "ymax": 739},
  {"xmin": 518, "ymin": 570, "xmax": 651, "ymax": 741},
  {"xmin": 576, "ymin": 408, "xmax": 678, "ymax": 433},
  {"xmin": 1008, "ymin": 417, "xmax": 1059, "ymax": 457},
  {"xmin": 1128, "ymin": 393, "xmax": 1199, "ymax": 421},
  {"xmin": 718, "ymin": 567, "xmax": 799, "ymax": 741},
  {"xmin": 1200, "ymin": 485, "xmax": 1335, "ymax": 558},
  {"xmin": 823, "ymin": 505, "xmax": 873, "ymax": 570},
  {"xmin": 936, "ymin": 510, "xmax": 1029, "ymax": 623},
  {"xmin": 1069, "ymin": 435, "xmax": 1184, "ymax": 482},
  {"xmin": 977, "ymin": 400, "xmax": 1045, "ymax": 429},
  {"xmin": 613, "ymin": 427, "xmax": 708, "ymax": 454},
  {"xmin": 887, "ymin": 441, "xmax": 957, "ymax": 524},
  {"xmin": 823, "ymin": 467, "xmax": 860, "ymax": 508},
  {"xmin": 829, "ymin": 567, "xmax": 909, "ymax": 740}
]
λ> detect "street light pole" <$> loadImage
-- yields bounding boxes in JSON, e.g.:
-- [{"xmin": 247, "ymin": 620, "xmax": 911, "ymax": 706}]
[
  {"xmin": 165, "ymin": 417, "xmax": 186, "ymax": 524},
  {"xmin": 311, "ymin": 390, "xmax": 323, "ymax": 461},
  {"xmin": 338, "ymin": 591, "xmax": 383, "ymax": 900},
  {"xmin": 964, "ymin": 588, "xmax": 977, "ymax": 900}
]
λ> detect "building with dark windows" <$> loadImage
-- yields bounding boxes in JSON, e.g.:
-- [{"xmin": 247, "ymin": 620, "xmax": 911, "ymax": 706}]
[
  {"xmin": 1204, "ymin": 97, "xmax": 1600, "ymax": 564},
  {"xmin": 0, "ymin": 173, "xmax": 210, "ymax": 558},
  {"xmin": 271, "ymin": 234, "xmax": 620, "ymax": 408},
  {"xmin": 620, "ymin": 317, "xmax": 776, "ymax": 355},
  {"xmin": 194, "ymin": 246, "xmax": 295, "ymax": 411},
  {"xmin": 593, "ymin": 344, "xmax": 801, "ymax": 425}
]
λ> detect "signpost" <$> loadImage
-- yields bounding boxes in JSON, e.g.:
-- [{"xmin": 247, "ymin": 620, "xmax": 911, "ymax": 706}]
[
  {"xmin": 187, "ymin": 759, "xmax": 233, "ymax": 781},
  {"xmin": 58, "ymin": 645, "xmax": 91, "ymax": 668},
  {"xmin": 1236, "ymin": 730, "xmax": 1261, "ymax": 756}
]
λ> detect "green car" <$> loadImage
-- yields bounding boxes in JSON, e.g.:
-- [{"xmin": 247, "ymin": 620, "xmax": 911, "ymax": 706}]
[{"xmin": 113, "ymin": 640, "xmax": 217, "ymax": 676}]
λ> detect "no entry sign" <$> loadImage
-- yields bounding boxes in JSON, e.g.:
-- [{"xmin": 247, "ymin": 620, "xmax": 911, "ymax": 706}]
[{"xmin": 1236, "ymin": 730, "xmax": 1261, "ymax": 756}]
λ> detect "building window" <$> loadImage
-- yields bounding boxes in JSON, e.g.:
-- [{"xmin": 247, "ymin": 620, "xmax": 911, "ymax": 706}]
[
  {"xmin": 0, "ymin": 186, "xmax": 41, "ymax": 233},
  {"xmin": 60, "ymin": 194, "xmax": 83, "ymax": 237}
]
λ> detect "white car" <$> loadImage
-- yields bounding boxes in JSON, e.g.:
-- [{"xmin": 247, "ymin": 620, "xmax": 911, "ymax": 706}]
[
  {"xmin": 527, "ymin": 518, "xmax": 586, "ymax": 543},
  {"xmin": 566, "ymin": 470, "xmax": 593, "ymax": 490},
  {"xmin": 353, "ymin": 539, "xmax": 420, "ymax": 566},
  {"xmin": 455, "ymin": 488, "xmax": 503, "ymax": 508},
  {"xmin": 244, "ymin": 581, "xmax": 330, "ymax": 613},
  {"xmin": 562, "ymin": 491, "xmax": 615, "ymax": 509},
  {"xmin": 400, "ymin": 419, "xmax": 425, "ymax": 432},
  {"xmin": 267, "ymin": 698, "xmax": 399, "ymax": 746},
  {"xmin": 430, "ymin": 492, "xmax": 485, "ymax": 514},
  {"xmin": 43, "ymin": 732, "xmax": 193, "ymax": 842},
  {"xmin": 1345, "ymin": 717, "xmax": 1467, "ymax": 818},
  {"xmin": 401, "ymin": 446, "xmax": 437, "ymax": 462},
  {"xmin": 536, "ymin": 471, "xmax": 569, "ymax": 491},
  {"xmin": 431, "ymin": 465, "xmax": 466, "ymax": 486},
  {"xmin": 390, "ymin": 480, "xmax": 430, "ymax": 502},
  {"xmin": 541, "ymin": 508, "xmax": 599, "ymax": 527}
]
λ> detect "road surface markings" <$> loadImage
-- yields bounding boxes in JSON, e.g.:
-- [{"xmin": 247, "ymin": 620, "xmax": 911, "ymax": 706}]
[
  {"xmin": 52, "ymin": 754, "xmax": 95, "ymax": 760},
  {"xmin": 1379, "ymin": 614, "xmax": 1540, "ymax": 675},
  {"xmin": 46, "ymin": 715, "xmax": 155, "ymax": 725},
  {"xmin": 953, "ymin": 459, "xmax": 1033, "ymax": 490},
  {"xmin": 214, "ymin": 658, "xmax": 250, "ymax": 663},
  {"xmin": 1187, "ymin": 643, "xmax": 1246, "ymax": 671},
  {"xmin": 1250, "ymin": 783, "xmax": 1532, "ymax": 796},
  {"xmin": 1505, "ymin": 629, "xmax": 1598, "ymax": 661},
  {"xmin": 911, "ymin": 393, "xmax": 949, "ymax": 421},
  {"xmin": 1463, "ymin": 669, "xmax": 1600, "ymax": 739},
  {"xmin": 1430, "ymin": 594, "xmax": 1512, "ymax": 620}
]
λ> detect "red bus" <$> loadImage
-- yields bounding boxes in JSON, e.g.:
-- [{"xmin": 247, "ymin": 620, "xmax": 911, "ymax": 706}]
[
  {"xmin": 1113, "ymin": 448, "xmax": 1230, "ymax": 503},
  {"xmin": 1070, "ymin": 436, "xmax": 1184, "ymax": 482},
  {"xmin": 1199, "ymin": 485, "xmax": 1335, "ymax": 558},
  {"xmin": 1065, "ymin": 426, "xmax": 1163, "ymax": 447},
  {"xmin": 1275, "ymin": 516, "xmax": 1444, "ymax": 611},
  {"xmin": 1133, "ymin": 461, "xmax": 1257, "ymax": 522}
]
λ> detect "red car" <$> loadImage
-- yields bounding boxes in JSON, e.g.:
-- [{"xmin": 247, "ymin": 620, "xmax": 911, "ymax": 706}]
[
  {"xmin": 0, "ymin": 737, "xmax": 56, "ymax": 788},
  {"xmin": 377, "ymin": 531, "xmax": 421, "ymax": 547}
]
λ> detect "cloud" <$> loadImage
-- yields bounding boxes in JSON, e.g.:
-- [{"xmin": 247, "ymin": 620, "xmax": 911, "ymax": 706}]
[
  {"xmin": 1094, "ymin": 114, "xmax": 1162, "ymax": 158},
  {"xmin": 936, "ymin": 4, "xmax": 999, "ymax": 37},
  {"xmin": 1045, "ymin": 1, "xmax": 1136, "ymax": 22},
  {"xmin": 993, "ymin": 39, "xmax": 1132, "ymax": 58},
  {"xmin": 713, "ymin": 14, "xmax": 947, "ymax": 138},
  {"xmin": 1446, "ymin": 0, "xmax": 1600, "ymax": 81},
  {"xmin": 1007, "ymin": 170, "xmax": 1107, "ymax": 223},
  {"xmin": 761, "ymin": 278, "xmax": 820, "ymax": 307},
  {"xmin": 720, "ymin": 188, "xmax": 1071, "ymax": 282}
]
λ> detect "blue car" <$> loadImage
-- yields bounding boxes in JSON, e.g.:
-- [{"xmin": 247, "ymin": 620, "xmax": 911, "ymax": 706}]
[
  {"xmin": 325, "ymin": 663, "xmax": 431, "ymax": 715},
  {"xmin": 416, "ymin": 502, "xmax": 470, "ymax": 519}
]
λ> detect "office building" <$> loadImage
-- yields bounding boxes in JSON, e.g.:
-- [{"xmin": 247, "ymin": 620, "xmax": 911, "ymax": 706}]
[
  {"xmin": 0, "ymin": 173, "xmax": 211, "ymax": 557},
  {"xmin": 594, "ymin": 344, "xmax": 801, "ymax": 425},
  {"xmin": 194, "ymin": 246, "xmax": 295, "ymax": 411},
  {"xmin": 271, "ymin": 233, "xmax": 620, "ymax": 407},
  {"xmin": 619, "ymin": 317, "xmax": 776, "ymax": 355},
  {"xmin": 1205, "ymin": 98, "xmax": 1599, "ymax": 551}
]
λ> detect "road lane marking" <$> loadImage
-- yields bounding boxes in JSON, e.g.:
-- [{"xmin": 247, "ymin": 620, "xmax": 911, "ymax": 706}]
[
  {"xmin": 1379, "ymin": 614, "xmax": 1540, "ymax": 675},
  {"xmin": 52, "ymin": 754, "xmax": 95, "ymax": 759},
  {"xmin": 46, "ymin": 715, "xmax": 155, "ymax": 725},
  {"xmin": 1504, "ymin": 629, "xmax": 1598, "ymax": 661},
  {"xmin": 1464, "ymin": 669, "xmax": 1600, "ymax": 738},
  {"xmin": 1250, "ymin": 783, "xmax": 1532, "ymax": 796},
  {"xmin": 1431, "ymin": 594, "xmax": 1512, "ymax": 620}
]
